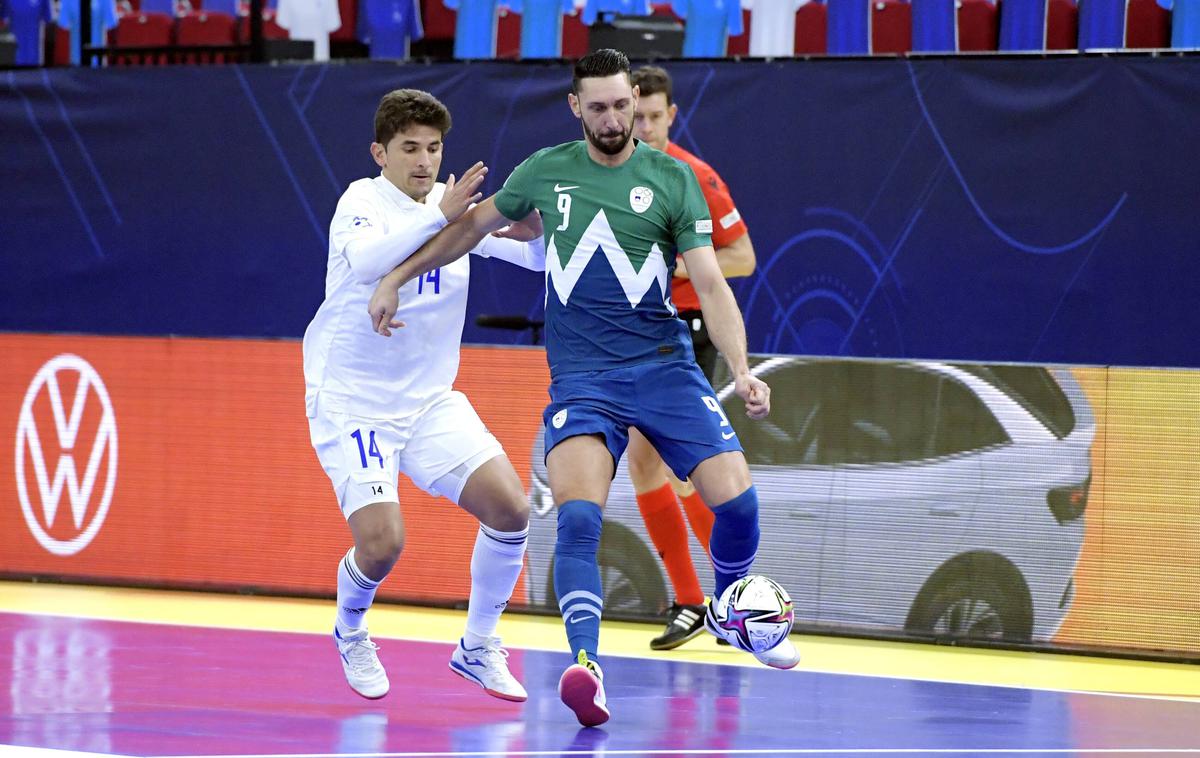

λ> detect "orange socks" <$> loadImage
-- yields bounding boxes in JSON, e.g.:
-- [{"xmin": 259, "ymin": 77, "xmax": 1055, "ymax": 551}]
[
  {"xmin": 680, "ymin": 490, "xmax": 714, "ymax": 555},
  {"xmin": 635, "ymin": 483, "xmax": 705, "ymax": 606}
]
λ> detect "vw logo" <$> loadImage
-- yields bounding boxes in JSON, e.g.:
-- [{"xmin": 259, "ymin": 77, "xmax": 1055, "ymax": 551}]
[{"xmin": 15, "ymin": 354, "xmax": 118, "ymax": 556}]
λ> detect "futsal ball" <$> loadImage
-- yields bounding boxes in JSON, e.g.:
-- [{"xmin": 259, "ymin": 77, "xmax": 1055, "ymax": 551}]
[{"xmin": 711, "ymin": 574, "xmax": 795, "ymax": 653}]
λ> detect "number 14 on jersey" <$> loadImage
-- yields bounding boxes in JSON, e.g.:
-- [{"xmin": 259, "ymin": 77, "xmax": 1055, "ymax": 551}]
[{"xmin": 416, "ymin": 268, "xmax": 441, "ymax": 295}]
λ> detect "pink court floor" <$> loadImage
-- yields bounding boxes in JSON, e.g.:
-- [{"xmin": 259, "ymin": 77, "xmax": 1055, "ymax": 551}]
[{"xmin": 2, "ymin": 607, "xmax": 1200, "ymax": 758}]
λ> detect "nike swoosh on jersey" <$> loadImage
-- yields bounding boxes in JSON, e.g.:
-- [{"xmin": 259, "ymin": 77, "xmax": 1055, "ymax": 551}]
[
  {"xmin": 722, "ymin": 430, "xmax": 736, "ymax": 440},
  {"xmin": 554, "ymin": 183, "xmax": 581, "ymax": 192},
  {"xmin": 568, "ymin": 614, "xmax": 591, "ymax": 624}
]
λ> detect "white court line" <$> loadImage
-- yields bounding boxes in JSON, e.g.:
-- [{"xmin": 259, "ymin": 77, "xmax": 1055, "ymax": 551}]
[
  {"xmin": 148, "ymin": 749, "xmax": 1200, "ymax": 758},
  {"xmin": 0, "ymin": 747, "xmax": 138, "ymax": 758}
]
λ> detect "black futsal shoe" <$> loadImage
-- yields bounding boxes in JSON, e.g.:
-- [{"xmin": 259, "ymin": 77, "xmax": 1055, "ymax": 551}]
[{"xmin": 650, "ymin": 603, "xmax": 707, "ymax": 650}]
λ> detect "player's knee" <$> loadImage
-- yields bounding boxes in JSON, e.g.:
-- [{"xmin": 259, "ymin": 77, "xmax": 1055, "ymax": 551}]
[
  {"xmin": 556, "ymin": 499, "xmax": 602, "ymax": 557},
  {"xmin": 356, "ymin": 522, "xmax": 404, "ymax": 568},
  {"xmin": 486, "ymin": 493, "xmax": 530, "ymax": 533}
]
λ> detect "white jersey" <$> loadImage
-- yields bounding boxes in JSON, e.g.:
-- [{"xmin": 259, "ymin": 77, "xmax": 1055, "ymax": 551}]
[
  {"xmin": 744, "ymin": 0, "xmax": 807, "ymax": 57},
  {"xmin": 303, "ymin": 174, "xmax": 544, "ymax": 421},
  {"xmin": 275, "ymin": 0, "xmax": 342, "ymax": 61}
]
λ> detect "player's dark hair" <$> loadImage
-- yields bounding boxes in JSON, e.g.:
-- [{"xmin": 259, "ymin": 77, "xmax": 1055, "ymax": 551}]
[
  {"xmin": 572, "ymin": 48, "xmax": 631, "ymax": 95},
  {"xmin": 374, "ymin": 89, "xmax": 452, "ymax": 146},
  {"xmin": 631, "ymin": 66, "xmax": 673, "ymax": 107}
]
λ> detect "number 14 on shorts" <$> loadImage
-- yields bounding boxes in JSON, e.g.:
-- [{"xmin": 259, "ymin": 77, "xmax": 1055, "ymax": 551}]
[{"xmin": 350, "ymin": 429, "xmax": 384, "ymax": 468}]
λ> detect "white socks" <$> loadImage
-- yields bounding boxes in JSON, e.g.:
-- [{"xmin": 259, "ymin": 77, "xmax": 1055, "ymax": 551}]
[
  {"xmin": 463, "ymin": 524, "xmax": 528, "ymax": 648},
  {"xmin": 336, "ymin": 547, "xmax": 381, "ymax": 634},
  {"xmin": 336, "ymin": 525, "xmax": 526, "ymax": 645}
]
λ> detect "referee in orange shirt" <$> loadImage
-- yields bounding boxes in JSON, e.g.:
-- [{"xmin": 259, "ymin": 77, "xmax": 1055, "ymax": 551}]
[{"xmin": 628, "ymin": 65, "xmax": 757, "ymax": 650}]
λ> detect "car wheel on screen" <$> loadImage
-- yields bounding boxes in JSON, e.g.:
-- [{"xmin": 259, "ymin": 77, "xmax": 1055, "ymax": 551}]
[
  {"xmin": 545, "ymin": 524, "xmax": 668, "ymax": 617},
  {"xmin": 907, "ymin": 572, "xmax": 1033, "ymax": 643}
]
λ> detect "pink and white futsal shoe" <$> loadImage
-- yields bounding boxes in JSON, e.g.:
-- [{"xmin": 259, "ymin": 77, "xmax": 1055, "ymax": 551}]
[{"xmin": 557, "ymin": 650, "xmax": 609, "ymax": 727}]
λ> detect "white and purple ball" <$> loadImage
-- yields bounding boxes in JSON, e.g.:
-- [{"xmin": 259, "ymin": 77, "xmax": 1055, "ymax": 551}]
[{"xmin": 712, "ymin": 574, "xmax": 795, "ymax": 653}]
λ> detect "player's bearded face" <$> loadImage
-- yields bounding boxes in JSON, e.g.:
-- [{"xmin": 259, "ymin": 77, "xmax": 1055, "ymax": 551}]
[
  {"xmin": 575, "ymin": 75, "xmax": 637, "ymax": 156},
  {"xmin": 582, "ymin": 113, "xmax": 633, "ymax": 156}
]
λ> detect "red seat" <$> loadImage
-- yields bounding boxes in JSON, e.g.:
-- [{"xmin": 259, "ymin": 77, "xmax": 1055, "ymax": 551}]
[
  {"xmin": 795, "ymin": 1, "xmax": 827, "ymax": 54},
  {"xmin": 872, "ymin": 0, "xmax": 912, "ymax": 53},
  {"xmin": 562, "ymin": 7, "xmax": 588, "ymax": 58},
  {"xmin": 957, "ymin": 0, "xmax": 998, "ymax": 50},
  {"xmin": 52, "ymin": 24, "xmax": 71, "ymax": 65},
  {"xmin": 1046, "ymin": 0, "xmax": 1077, "ymax": 48},
  {"xmin": 1125, "ymin": 0, "xmax": 1170, "ymax": 47},
  {"xmin": 177, "ymin": 10, "xmax": 236, "ymax": 61},
  {"xmin": 178, "ymin": 10, "xmax": 236, "ymax": 43},
  {"xmin": 497, "ymin": 6, "xmax": 520, "ymax": 58},
  {"xmin": 727, "ymin": 8, "xmax": 750, "ymax": 55},
  {"xmin": 113, "ymin": 11, "xmax": 173, "ymax": 45},
  {"xmin": 111, "ymin": 11, "xmax": 174, "ymax": 63},
  {"xmin": 331, "ymin": 0, "xmax": 357, "ymax": 41},
  {"xmin": 421, "ymin": 0, "xmax": 455, "ymax": 38}
]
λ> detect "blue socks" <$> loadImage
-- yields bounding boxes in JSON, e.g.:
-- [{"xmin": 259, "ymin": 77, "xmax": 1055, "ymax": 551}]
[
  {"xmin": 709, "ymin": 486, "xmax": 760, "ymax": 600},
  {"xmin": 554, "ymin": 499, "xmax": 604, "ymax": 663}
]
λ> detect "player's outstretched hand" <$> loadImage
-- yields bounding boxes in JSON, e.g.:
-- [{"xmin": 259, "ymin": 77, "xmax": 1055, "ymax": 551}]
[
  {"xmin": 439, "ymin": 161, "xmax": 488, "ymax": 223},
  {"xmin": 492, "ymin": 209, "xmax": 544, "ymax": 242},
  {"xmin": 368, "ymin": 281, "xmax": 406, "ymax": 337},
  {"xmin": 735, "ymin": 372, "xmax": 771, "ymax": 419}
]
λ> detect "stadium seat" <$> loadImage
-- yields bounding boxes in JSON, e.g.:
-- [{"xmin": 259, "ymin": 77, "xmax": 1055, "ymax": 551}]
[
  {"xmin": 51, "ymin": 24, "xmax": 71, "ymax": 65},
  {"xmin": 113, "ymin": 11, "xmax": 173, "ymax": 44},
  {"xmin": 562, "ymin": 7, "xmax": 588, "ymax": 57},
  {"xmin": 331, "ymin": 0, "xmax": 356, "ymax": 41},
  {"xmin": 112, "ymin": 11, "xmax": 173, "ymax": 63},
  {"xmin": 497, "ymin": 6, "xmax": 520, "ymax": 58},
  {"xmin": 795, "ymin": 1, "xmax": 827, "ymax": 53},
  {"xmin": 1125, "ymin": 0, "xmax": 1170, "ymax": 46},
  {"xmin": 958, "ymin": 0, "xmax": 998, "ymax": 50},
  {"xmin": 1047, "ymin": 0, "xmax": 1078, "ymax": 47},
  {"xmin": 176, "ymin": 10, "xmax": 236, "ymax": 61},
  {"xmin": 872, "ymin": 0, "xmax": 912, "ymax": 52},
  {"xmin": 420, "ymin": 0, "xmax": 455, "ymax": 39}
]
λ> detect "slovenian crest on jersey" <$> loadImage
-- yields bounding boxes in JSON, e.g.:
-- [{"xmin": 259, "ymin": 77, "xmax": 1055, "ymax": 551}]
[{"xmin": 629, "ymin": 186, "xmax": 654, "ymax": 214}]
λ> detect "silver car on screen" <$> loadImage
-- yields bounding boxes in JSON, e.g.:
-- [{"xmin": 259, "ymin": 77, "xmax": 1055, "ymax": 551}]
[{"xmin": 524, "ymin": 356, "xmax": 1094, "ymax": 644}]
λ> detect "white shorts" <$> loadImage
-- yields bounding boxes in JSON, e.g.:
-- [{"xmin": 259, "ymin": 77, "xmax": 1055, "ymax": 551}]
[{"xmin": 308, "ymin": 390, "xmax": 505, "ymax": 519}]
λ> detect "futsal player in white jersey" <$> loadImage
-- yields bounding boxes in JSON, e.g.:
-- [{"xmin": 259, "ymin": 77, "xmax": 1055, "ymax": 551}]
[{"xmin": 303, "ymin": 89, "xmax": 545, "ymax": 702}]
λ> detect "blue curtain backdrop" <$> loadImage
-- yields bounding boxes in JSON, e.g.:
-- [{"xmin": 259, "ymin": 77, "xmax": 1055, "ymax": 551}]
[{"xmin": 2, "ymin": 57, "xmax": 1198, "ymax": 367}]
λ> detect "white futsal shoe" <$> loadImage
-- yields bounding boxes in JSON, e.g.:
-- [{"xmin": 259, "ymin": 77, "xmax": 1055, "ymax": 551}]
[
  {"xmin": 449, "ymin": 637, "xmax": 528, "ymax": 702},
  {"xmin": 704, "ymin": 603, "xmax": 802, "ymax": 670},
  {"xmin": 558, "ymin": 651, "xmax": 609, "ymax": 727},
  {"xmin": 334, "ymin": 626, "xmax": 390, "ymax": 699}
]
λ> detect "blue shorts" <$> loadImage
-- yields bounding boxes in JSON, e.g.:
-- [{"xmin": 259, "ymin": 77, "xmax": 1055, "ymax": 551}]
[{"xmin": 542, "ymin": 360, "xmax": 743, "ymax": 481}]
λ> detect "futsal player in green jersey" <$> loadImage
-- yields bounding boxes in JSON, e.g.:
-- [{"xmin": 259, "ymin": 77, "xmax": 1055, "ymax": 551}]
[{"xmin": 367, "ymin": 49, "xmax": 800, "ymax": 727}]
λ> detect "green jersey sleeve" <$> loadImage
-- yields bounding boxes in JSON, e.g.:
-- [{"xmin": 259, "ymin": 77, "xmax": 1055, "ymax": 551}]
[
  {"xmin": 494, "ymin": 151, "xmax": 541, "ymax": 221},
  {"xmin": 670, "ymin": 162, "xmax": 714, "ymax": 252}
]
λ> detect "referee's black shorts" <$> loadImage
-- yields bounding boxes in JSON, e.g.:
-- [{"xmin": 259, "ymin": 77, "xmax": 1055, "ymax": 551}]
[{"xmin": 678, "ymin": 309, "xmax": 722, "ymax": 387}]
